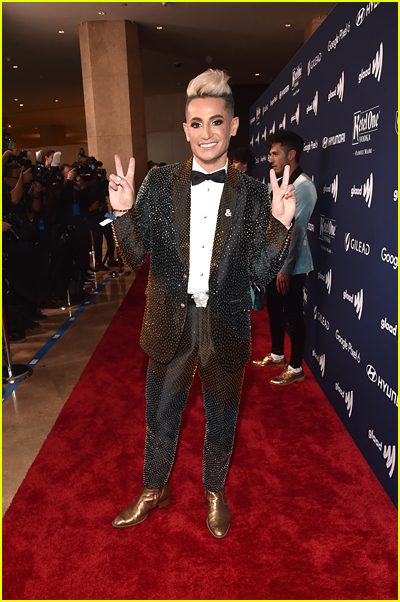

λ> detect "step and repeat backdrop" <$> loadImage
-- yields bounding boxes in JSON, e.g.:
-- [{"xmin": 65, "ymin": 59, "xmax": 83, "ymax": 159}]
[{"xmin": 249, "ymin": 2, "xmax": 398, "ymax": 506}]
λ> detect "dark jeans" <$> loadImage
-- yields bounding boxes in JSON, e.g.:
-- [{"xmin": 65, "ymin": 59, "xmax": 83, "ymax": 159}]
[{"xmin": 266, "ymin": 273, "xmax": 306, "ymax": 369}]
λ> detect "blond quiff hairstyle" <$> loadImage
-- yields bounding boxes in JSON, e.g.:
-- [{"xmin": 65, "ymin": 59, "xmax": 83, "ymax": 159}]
[{"xmin": 186, "ymin": 69, "xmax": 234, "ymax": 116}]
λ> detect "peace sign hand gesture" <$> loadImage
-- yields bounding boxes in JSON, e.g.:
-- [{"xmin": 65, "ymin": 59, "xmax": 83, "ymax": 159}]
[
  {"xmin": 270, "ymin": 165, "xmax": 296, "ymax": 228},
  {"xmin": 109, "ymin": 155, "xmax": 136, "ymax": 211}
]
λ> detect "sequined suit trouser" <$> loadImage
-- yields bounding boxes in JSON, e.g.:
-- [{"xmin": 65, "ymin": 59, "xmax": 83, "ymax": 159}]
[{"xmin": 143, "ymin": 300, "xmax": 245, "ymax": 493}]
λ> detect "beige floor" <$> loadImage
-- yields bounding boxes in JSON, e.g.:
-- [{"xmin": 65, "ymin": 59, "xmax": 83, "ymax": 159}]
[{"xmin": 2, "ymin": 265, "xmax": 139, "ymax": 516}]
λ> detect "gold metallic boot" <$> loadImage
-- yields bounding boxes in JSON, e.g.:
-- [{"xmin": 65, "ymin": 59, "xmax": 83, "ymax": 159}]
[
  {"xmin": 112, "ymin": 484, "xmax": 171, "ymax": 528},
  {"xmin": 204, "ymin": 487, "xmax": 231, "ymax": 539},
  {"xmin": 251, "ymin": 354, "xmax": 287, "ymax": 367}
]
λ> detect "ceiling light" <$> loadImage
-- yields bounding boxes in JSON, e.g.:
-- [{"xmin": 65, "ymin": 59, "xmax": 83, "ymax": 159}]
[
  {"xmin": 156, "ymin": 26, "xmax": 163, "ymax": 30},
  {"xmin": 98, "ymin": 12, "xmax": 106, "ymax": 15},
  {"xmin": 255, "ymin": 73, "xmax": 260, "ymax": 76},
  {"xmin": 285, "ymin": 23, "xmax": 292, "ymax": 28},
  {"xmin": 14, "ymin": 98, "xmax": 18, "ymax": 101},
  {"xmin": 8, "ymin": 125, "xmax": 11, "ymax": 128},
  {"xmin": 58, "ymin": 30, "xmax": 65, "ymax": 34},
  {"xmin": 19, "ymin": 103, "xmax": 23, "ymax": 107},
  {"xmin": 55, "ymin": 99, "xmax": 59, "ymax": 102},
  {"xmin": 12, "ymin": 65, "xmax": 18, "ymax": 69}
]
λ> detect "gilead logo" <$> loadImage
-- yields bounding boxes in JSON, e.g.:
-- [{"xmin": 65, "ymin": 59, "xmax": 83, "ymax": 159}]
[{"xmin": 344, "ymin": 233, "xmax": 370, "ymax": 256}]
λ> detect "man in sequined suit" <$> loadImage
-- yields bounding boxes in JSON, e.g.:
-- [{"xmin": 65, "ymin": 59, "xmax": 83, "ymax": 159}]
[{"xmin": 109, "ymin": 70, "xmax": 296, "ymax": 538}]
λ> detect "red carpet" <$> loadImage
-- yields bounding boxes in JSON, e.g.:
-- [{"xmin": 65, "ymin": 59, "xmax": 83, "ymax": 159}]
[{"xmin": 2, "ymin": 262, "xmax": 397, "ymax": 600}]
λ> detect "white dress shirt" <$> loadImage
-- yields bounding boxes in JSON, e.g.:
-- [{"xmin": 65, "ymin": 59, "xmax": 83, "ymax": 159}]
[{"xmin": 187, "ymin": 157, "xmax": 228, "ymax": 298}]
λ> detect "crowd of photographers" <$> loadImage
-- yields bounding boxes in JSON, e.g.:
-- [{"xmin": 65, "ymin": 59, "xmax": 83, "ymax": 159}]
[{"xmin": 3, "ymin": 146, "xmax": 117, "ymax": 342}]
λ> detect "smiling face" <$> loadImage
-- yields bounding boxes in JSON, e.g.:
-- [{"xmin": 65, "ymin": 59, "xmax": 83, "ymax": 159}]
[{"xmin": 183, "ymin": 97, "xmax": 239, "ymax": 172}]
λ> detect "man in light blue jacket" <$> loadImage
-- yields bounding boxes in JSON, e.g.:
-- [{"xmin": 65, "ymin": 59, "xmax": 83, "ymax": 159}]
[{"xmin": 252, "ymin": 130, "xmax": 317, "ymax": 385}]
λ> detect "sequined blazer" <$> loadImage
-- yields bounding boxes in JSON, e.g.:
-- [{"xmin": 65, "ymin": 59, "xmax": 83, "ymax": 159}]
[{"xmin": 113, "ymin": 159, "xmax": 291, "ymax": 372}]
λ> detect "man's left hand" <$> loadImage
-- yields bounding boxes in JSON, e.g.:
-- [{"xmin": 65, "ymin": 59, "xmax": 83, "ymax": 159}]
[
  {"xmin": 276, "ymin": 271, "xmax": 290, "ymax": 295},
  {"xmin": 270, "ymin": 165, "xmax": 296, "ymax": 228}
]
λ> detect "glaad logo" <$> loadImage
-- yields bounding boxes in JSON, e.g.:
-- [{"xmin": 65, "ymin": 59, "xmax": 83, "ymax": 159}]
[
  {"xmin": 279, "ymin": 114, "xmax": 286, "ymax": 130},
  {"xmin": 328, "ymin": 72, "xmax": 345, "ymax": 102},
  {"xmin": 381, "ymin": 247, "xmax": 398, "ymax": 270},
  {"xmin": 319, "ymin": 215, "xmax": 336, "ymax": 244},
  {"xmin": 343, "ymin": 288, "xmax": 363, "ymax": 320},
  {"xmin": 314, "ymin": 305, "xmax": 330, "ymax": 330},
  {"xmin": 344, "ymin": 232, "xmax": 370, "ymax": 256},
  {"xmin": 369, "ymin": 430, "xmax": 396, "ymax": 478},
  {"xmin": 352, "ymin": 105, "xmax": 380, "ymax": 145},
  {"xmin": 336, "ymin": 329, "xmax": 361, "ymax": 362},
  {"xmin": 381, "ymin": 317, "xmax": 397, "ymax": 336},
  {"xmin": 356, "ymin": 3, "xmax": 380, "ymax": 27},
  {"xmin": 250, "ymin": 135, "xmax": 254, "ymax": 147},
  {"xmin": 255, "ymin": 106, "xmax": 261, "ymax": 121},
  {"xmin": 290, "ymin": 104, "xmax": 300, "ymax": 126},
  {"xmin": 307, "ymin": 53, "xmax": 322, "ymax": 76},
  {"xmin": 323, "ymin": 174, "xmax": 339, "ymax": 202},
  {"xmin": 312, "ymin": 349, "xmax": 326, "ymax": 376},
  {"xmin": 358, "ymin": 43, "xmax": 383, "ymax": 84},
  {"xmin": 261, "ymin": 127, "xmax": 267, "ymax": 142},
  {"xmin": 292, "ymin": 63, "xmax": 302, "ymax": 89},
  {"xmin": 269, "ymin": 121, "xmax": 276, "ymax": 135},
  {"xmin": 303, "ymin": 287, "xmax": 308, "ymax": 305},
  {"xmin": 335, "ymin": 382, "xmax": 353, "ymax": 417},
  {"xmin": 317, "ymin": 269, "xmax": 332, "ymax": 294},
  {"xmin": 366, "ymin": 364, "xmax": 398, "ymax": 407},
  {"xmin": 255, "ymin": 131, "xmax": 260, "ymax": 145},
  {"xmin": 383, "ymin": 445, "xmax": 396, "ymax": 478},
  {"xmin": 306, "ymin": 91, "xmax": 318, "ymax": 116},
  {"xmin": 350, "ymin": 173, "xmax": 373, "ymax": 208}
]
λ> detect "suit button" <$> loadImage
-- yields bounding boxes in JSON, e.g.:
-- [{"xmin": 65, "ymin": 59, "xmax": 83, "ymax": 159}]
[
  {"xmin": 183, "ymin": 274, "xmax": 188, "ymax": 280},
  {"xmin": 180, "ymin": 303, "xmax": 185, "ymax": 309}
]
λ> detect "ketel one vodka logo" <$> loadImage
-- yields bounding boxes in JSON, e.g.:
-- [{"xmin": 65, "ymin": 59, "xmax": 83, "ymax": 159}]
[
  {"xmin": 306, "ymin": 91, "xmax": 318, "ymax": 116},
  {"xmin": 351, "ymin": 173, "xmax": 373, "ymax": 208},
  {"xmin": 358, "ymin": 42, "xmax": 383, "ymax": 84},
  {"xmin": 292, "ymin": 63, "xmax": 302, "ymax": 89},
  {"xmin": 323, "ymin": 174, "xmax": 339, "ymax": 202},
  {"xmin": 328, "ymin": 71, "xmax": 345, "ymax": 102},
  {"xmin": 343, "ymin": 288, "xmax": 364, "ymax": 320},
  {"xmin": 352, "ymin": 106, "xmax": 380, "ymax": 145},
  {"xmin": 319, "ymin": 215, "xmax": 337, "ymax": 244}
]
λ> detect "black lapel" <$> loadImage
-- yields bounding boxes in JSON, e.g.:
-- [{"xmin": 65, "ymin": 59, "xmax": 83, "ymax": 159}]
[
  {"xmin": 209, "ymin": 163, "xmax": 241, "ymax": 277},
  {"xmin": 172, "ymin": 158, "xmax": 192, "ymax": 271}
]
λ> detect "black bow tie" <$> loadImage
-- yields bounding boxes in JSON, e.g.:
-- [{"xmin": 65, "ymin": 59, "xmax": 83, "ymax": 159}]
[{"xmin": 191, "ymin": 169, "xmax": 226, "ymax": 186}]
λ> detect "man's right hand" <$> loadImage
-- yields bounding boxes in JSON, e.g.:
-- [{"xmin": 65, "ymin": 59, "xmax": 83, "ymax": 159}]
[{"xmin": 109, "ymin": 155, "xmax": 135, "ymax": 211}]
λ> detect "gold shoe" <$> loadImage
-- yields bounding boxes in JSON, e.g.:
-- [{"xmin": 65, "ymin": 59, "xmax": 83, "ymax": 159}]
[
  {"xmin": 269, "ymin": 366, "xmax": 305, "ymax": 386},
  {"xmin": 112, "ymin": 484, "xmax": 171, "ymax": 528},
  {"xmin": 252, "ymin": 353, "xmax": 287, "ymax": 367},
  {"xmin": 204, "ymin": 487, "xmax": 231, "ymax": 539}
]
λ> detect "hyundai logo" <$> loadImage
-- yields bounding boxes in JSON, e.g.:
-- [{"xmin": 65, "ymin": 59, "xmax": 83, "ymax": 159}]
[
  {"xmin": 355, "ymin": 8, "xmax": 365, "ymax": 26},
  {"xmin": 322, "ymin": 137, "xmax": 328, "ymax": 149},
  {"xmin": 366, "ymin": 364, "xmax": 377, "ymax": 382}
]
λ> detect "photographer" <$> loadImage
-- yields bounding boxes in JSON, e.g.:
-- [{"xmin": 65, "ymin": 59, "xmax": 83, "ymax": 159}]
[{"xmin": 2, "ymin": 162, "xmax": 42, "ymax": 338}]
